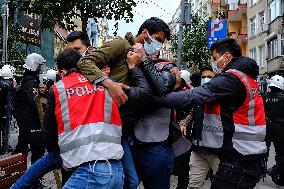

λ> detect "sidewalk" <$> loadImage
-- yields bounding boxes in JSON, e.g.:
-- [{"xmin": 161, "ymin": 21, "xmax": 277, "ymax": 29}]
[{"xmin": 2, "ymin": 121, "xmax": 284, "ymax": 189}]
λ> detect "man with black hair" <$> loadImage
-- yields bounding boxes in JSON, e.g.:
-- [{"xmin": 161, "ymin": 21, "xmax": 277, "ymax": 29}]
[
  {"xmin": 78, "ymin": 17, "xmax": 179, "ymax": 189},
  {"xmin": 66, "ymin": 31, "xmax": 93, "ymax": 56},
  {"xmin": 153, "ymin": 38, "xmax": 267, "ymax": 189}
]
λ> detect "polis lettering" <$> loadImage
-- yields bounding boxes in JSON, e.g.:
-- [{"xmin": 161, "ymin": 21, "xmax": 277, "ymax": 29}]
[{"xmin": 66, "ymin": 85, "xmax": 105, "ymax": 99}]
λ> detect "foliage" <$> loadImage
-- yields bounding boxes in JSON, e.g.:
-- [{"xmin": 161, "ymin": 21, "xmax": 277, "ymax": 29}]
[
  {"xmin": 170, "ymin": 14, "xmax": 211, "ymax": 69},
  {"xmin": 12, "ymin": 0, "xmax": 137, "ymax": 32},
  {"xmin": 0, "ymin": 15, "xmax": 25, "ymax": 74}
]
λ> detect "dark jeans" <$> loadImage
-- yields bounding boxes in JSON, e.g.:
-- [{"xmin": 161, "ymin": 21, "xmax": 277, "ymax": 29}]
[
  {"xmin": 121, "ymin": 138, "xmax": 139, "ymax": 189},
  {"xmin": 211, "ymin": 160, "xmax": 264, "ymax": 189},
  {"xmin": 173, "ymin": 151, "xmax": 191, "ymax": 189},
  {"xmin": 133, "ymin": 142, "xmax": 174, "ymax": 189}
]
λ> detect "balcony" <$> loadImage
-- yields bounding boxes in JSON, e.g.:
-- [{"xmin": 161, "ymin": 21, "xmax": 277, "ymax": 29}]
[
  {"xmin": 238, "ymin": 0, "xmax": 247, "ymax": 12},
  {"xmin": 237, "ymin": 33, "xmax": 247, "ymax": 44}
]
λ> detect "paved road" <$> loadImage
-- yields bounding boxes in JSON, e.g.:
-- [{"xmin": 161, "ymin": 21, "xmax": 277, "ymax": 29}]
[{"xmin": 3, "ymin": 122, "xmax": 284, "ymax": 189}]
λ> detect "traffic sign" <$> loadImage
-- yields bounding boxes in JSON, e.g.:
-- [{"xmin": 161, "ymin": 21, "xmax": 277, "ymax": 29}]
[{"xmin": 207, "ymin": 19, "xmax": 227, "ymax": 48}]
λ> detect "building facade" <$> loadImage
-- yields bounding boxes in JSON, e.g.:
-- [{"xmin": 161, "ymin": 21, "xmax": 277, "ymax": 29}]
[
  {"xmin": 247, "ymin": 0, "xmax": 268, "ymax": 75},
  {"xmin": 265, "ymin": 0, "xmax": 284, "ymax": 76},
  {"xmin": 211, "ymin": 0, "xmax": 248, "ymax": 56}
]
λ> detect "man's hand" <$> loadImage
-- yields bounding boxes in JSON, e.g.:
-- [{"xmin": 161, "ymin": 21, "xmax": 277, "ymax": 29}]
[
  {"xmin": 102, "ymin": 79, "xmax": 130, "ymax": 106},
  {"xmin": 171, "ymin": 67, "xmax": 182, "ymax": 90},
  {"xmin": 180, "ymin": 122, "xmax": 187, "ymax": 136},
  {"xmin": 133, "ymin": 43, "xmax": 147, "ymax": 60},
  {"xmin": 127, "ymin": 51, "xmax": 142, "ymax": 69}
]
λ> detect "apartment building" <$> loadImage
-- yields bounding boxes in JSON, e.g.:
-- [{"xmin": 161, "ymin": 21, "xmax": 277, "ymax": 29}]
[
  {"xmin": 265, "ymin": 0, "xmax": 284, "ymax": 76},
  {"xmin": 192, "ymin": 0, "xmax": 212, "ymax": 18},
  {"xmin": 247, "ymin": 0, "xmax": 268, "ymax": 75},
  {"xmin": 211, "ymin": 0, "xmax": 248, "ymax": 55}
]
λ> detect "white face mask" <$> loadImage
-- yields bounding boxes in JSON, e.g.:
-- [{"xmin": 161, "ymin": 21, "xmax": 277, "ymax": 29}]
[
  {"xmin": 201, "ymin": 77, "xmax": 211, "ymax": 86},
  {"xmin": 144, "ymin": 32, "xmax": 163, "ymax": 55},
  {"xmin": 211, "ymin": 54, "xmax": 225, "ymax": 74}
]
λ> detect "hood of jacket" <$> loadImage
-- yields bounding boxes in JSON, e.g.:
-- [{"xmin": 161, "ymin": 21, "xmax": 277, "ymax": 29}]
[{"xmin": 223, "ymin": 57, "xmax": 259, "ymax": 79}]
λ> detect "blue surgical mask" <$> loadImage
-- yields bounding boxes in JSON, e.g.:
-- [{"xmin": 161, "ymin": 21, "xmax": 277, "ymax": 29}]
[
  {"xmin": 144, "ymin": 33, "xmax": 163, "ymax": 55},
  {"xmin": 201, "ymin": 77, "xmax": 211, "ymax": 86},
  {"xmin": 211, "ymin": 54, "xmax": 225, "ymax": 74}
]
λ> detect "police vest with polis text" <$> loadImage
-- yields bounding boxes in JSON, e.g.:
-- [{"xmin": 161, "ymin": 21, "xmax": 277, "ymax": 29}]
[
  {"xmin": 52, "ymin": 72, "xmax": 123, "ymax": 169},
  {"xmin": 194, "ymin": 69, "xmax": 267, "ymax": 157}
]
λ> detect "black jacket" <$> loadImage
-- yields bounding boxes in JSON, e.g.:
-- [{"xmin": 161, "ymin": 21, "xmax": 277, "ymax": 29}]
[
  {"xmin": 0, "ymin": 79, "xmax": 14, "ymax": 126},
  {"xmin": 13, "ymin": 70, "xmax": 42, "ymax": 142},
  {"xmin": 158, "ymin": 57, "xmax": 266, "ymax": 161},
  {"xmin": 142, "ymin": 59, "xmax": 176, "ymax": 96}
]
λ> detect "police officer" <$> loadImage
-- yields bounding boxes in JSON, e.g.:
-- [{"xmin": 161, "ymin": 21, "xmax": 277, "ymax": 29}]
[
  {"xmin": 12, "ymin": 53, "xmax": 46, "ymax": 164},
  {"xmin": 0, "ymin": 65, "xmax": 14, "ymax": 154},
  {"xmin": 264, "ymin": 75, "xmax": 284, "ymax": 186}
]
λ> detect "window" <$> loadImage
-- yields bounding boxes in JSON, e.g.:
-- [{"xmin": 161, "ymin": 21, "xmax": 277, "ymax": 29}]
[
  {"xmin": 281, "ymin": 34, "xmax": 284, "ymax": 55},
  {"xmin": 269, "ymin": 0, "xmax": 280, "ymax": 22},
  {"xmin": 249, "ymin": 0, "xmax": 257, "ymax": 6},
  {"xmin": 259, "ymin": 11, "xmax": 265, "ymax": 32},
  {"xmin": 268, "ymin": 38, "xmax": 278, "ymax": 58},
  {"xmin": 249, "ymin": 48, "xmax": 256, "ymax": 59},
  {"xmin": 250, "ymin": 17, "xmax": 256, "ymax": 37},
  {"xmin": 259, "ymin": 46, "xmax": 265, "ymax": 68}
]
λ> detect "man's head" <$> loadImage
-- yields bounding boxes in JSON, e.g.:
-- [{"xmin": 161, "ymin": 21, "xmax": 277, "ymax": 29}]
[
  {"xmin": 200, "ymin": 65, "xmax": 215, "ymax": 85},
  {"xmin": 56, "ymin": 48, "xmax": 82, "ymax": 78},
  {"xmin": 210, "ymin": 38, "xmax": 242, "ymax": 73},
  {"xmin": 66, "ymin": 31, "xmax": 92, "ymax": 55},
  {"xmin": 135, "ymin": 17, "xmax": 170, "ymax": 56}
]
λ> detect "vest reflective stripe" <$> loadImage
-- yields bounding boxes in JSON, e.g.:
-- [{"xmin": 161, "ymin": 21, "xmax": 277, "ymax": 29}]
[
  {"xmin": 53, "ymin": 73, "xmax": 123, "ymax": 168},
  {"xmin": 227, "ymin": 69, "xmax": 266, "ymax": 155},
  {"xmin": 59, "ymin": 122, "xmax": 122, "ymax": 154},
  {"xmin": 55, "ymin": 80, "xmax": 71, "ymax": 132},
  {"xmin": 193, "ymin": 104, "xmax": 224, "ymax": 149}
]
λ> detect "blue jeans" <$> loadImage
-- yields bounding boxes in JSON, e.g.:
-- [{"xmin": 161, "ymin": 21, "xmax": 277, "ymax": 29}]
[
  {"xmin": 63, "ymin": 160, "xmax": 124, "ymax": 189},
  {"xmin": 11, "ymin": 150, "xmax": 62, "ymax": 189},
  {"xmin": 133, "ymin": 142, "xmax": 174, "ymax": 189},
  {"xmin": 121, "ymin": 138, "xmax": 139, "ymax": 189}
]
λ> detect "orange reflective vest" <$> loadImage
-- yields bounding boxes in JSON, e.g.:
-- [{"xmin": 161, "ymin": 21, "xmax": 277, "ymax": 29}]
[
  {"xmin": 52, "ymin": 72, "xmax": 123, "ymax": 168},
  {"xmin": 196, "ymin": 69, "xmax": 266, "ymax": 155}
]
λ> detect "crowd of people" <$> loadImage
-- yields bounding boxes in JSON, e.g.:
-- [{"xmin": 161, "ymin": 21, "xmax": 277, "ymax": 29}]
[{"xmin": 0, "ymin": 16, "xmax": 283, "ymax": 189}]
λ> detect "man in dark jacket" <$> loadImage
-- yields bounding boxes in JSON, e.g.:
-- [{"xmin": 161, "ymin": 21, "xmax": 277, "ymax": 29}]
[
  {"xmin": 154, "ymin": 38, "xmax": 267, "ymax": 189},
  {"xmin": 0, "ymin": 65, "xmax": 14, "ymax": 154},
  {"xmin": 78, "ymin": 17, "xmax": 179, "ymax": 189},
  {"xmin": 13, "ymin": 53, "xmax": 46, "ymax": 164},
  {"xmin": 264, "ymin": 75, "xmax": 284, "ymax": 186}
]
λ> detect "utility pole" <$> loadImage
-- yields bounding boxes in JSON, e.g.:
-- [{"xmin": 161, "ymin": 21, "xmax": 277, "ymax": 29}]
[
  {"xmin": 177, "ymin": 0, "xmax": 191, "ymax": 69},
  {"xmin": 2, "ymin": 0, "xmax": 9, "ymax": 64},
  {"xmin": 177, "ymin": 0, "xmax": 185, "ymax": 69}
]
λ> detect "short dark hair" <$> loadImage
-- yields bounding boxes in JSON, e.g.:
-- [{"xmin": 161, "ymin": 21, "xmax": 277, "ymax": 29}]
[
  {"xmin": 66, "ymin": 31, "xmax": 91, "ymax": 47},
  {"xmin": 190, "ymin": 71, "xmax": 201, "ymax": 87},
  {"xmin": 137, "ymin": 17, "xmax": 171, "ymax": 40},
  {"xmin": 210, "ymin": 38, "xmax": 242, "ymax": 57},
  {"xmin": 200, "ymin": 65, "xmax": 213, "ymax": 74},
  {"xmin": 56, "ymin": 48, "xmax": 82, "ymax": 71}
]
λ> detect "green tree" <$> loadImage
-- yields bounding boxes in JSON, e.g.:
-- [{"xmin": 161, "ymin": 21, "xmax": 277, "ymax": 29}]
[
  {"xmin": 171, "ymin": 14, "xmax": 211, "ymax": 69},
  {"xmin": 0, "ymin": 16, "xmax": 25, "ymax": 74},
  {"xmin": 12, "ymin": 0, "xmax": 137, "ymax": 32}
]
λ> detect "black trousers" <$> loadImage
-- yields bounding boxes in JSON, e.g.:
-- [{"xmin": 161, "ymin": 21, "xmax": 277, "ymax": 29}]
[
  {"xmin": 210, "ymin": 160, "xmax": 264, "ymax": 189},
  {"xmin": 13, "ymin": 128, "xmax": 45, "ymax": 164},
  {"xmin": 270, "ymin": 124, "xmax": 284, "ymax": 185}
]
